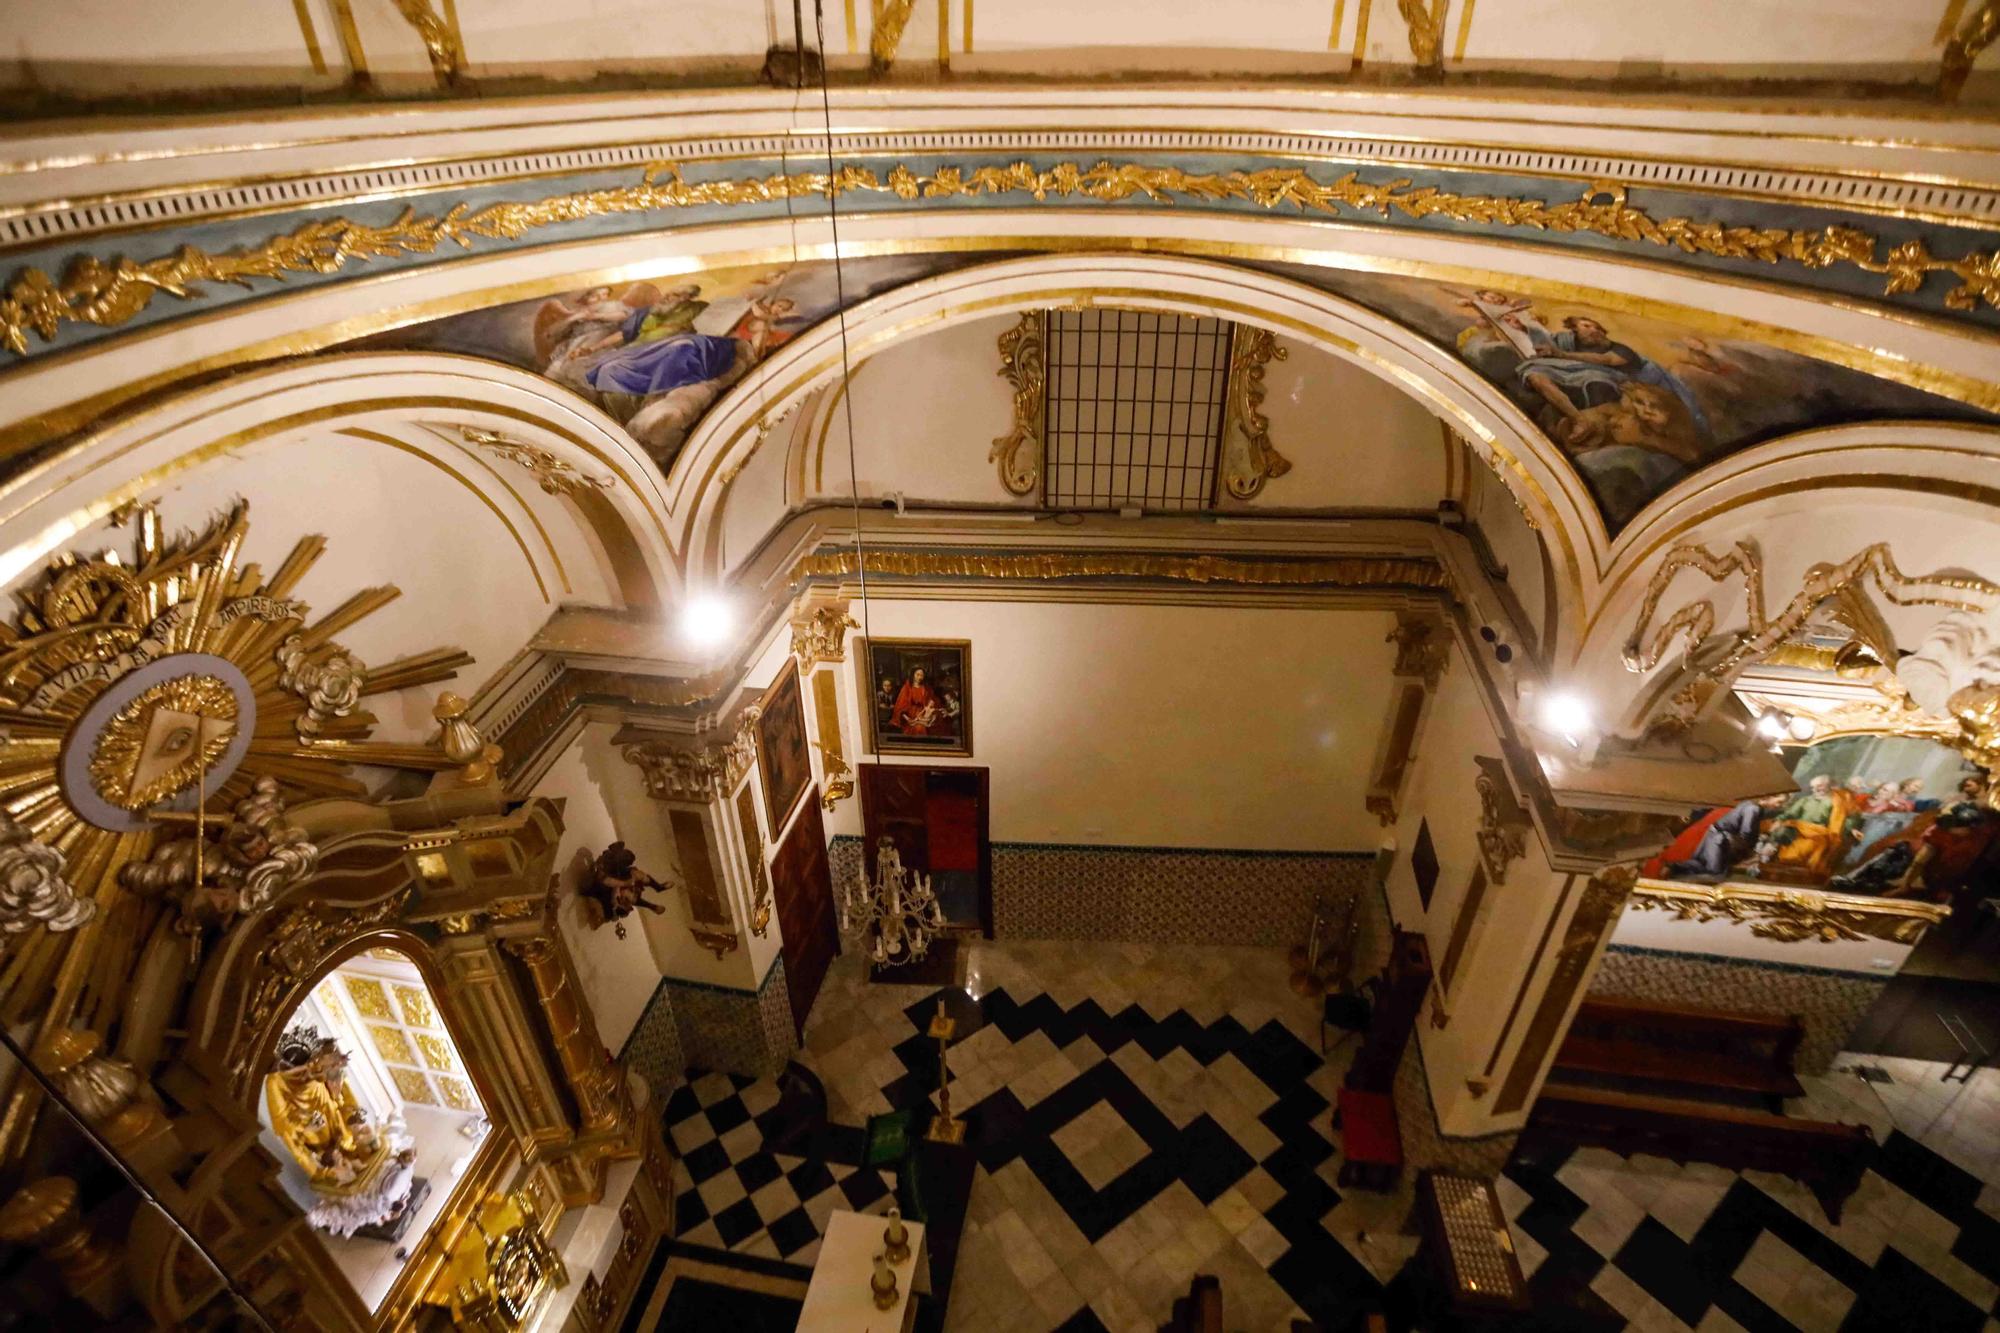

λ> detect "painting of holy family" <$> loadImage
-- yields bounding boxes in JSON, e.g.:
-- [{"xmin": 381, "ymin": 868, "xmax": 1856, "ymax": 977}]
[
  {"xmin": 1644, "ymin": 735, "xmax": 1998, "ymax": 910},
  {"xmin": 862, "ymin": 639, "xmax": 971, "ymax": 757}
]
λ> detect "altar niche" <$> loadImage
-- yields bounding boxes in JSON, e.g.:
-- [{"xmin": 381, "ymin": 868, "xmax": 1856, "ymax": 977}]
[{"xmin": 260, "ymin": 947, "xmax": 492, "ymax": 1312}]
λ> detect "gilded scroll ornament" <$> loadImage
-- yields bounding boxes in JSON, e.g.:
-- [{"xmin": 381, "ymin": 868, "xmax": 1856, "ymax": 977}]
[
  {"xmin": 9, "ymin": 160, "xmax": 2000, "ymax": 357},
  {"xmin": 0, "ymin": 814, "xmax": 95, "ymax": 934},
  {"xmin": 276, "ymin": 634, "xmax": 365, "ymax": 741},
  {"xmin": 689, "ymin": 923, "xmax": 740, "ymax": 959},
  {"xmin": 1941, "ymin": 0, "xmax": 1999, "ymax": 101},
  {"xmin": 389, "ymin": 0, "xmax": 464, "ymax": 85},
  {"xmin": 1221, "ymin": 327, "xmax": 1293, "ymax": 500},
  {"xmin": 1628, "ymin": 879, "xmax": 1945, "ymax": 945},
  {"xmin": 458, "ymin": 426, "xmax": 614, "ymax": 498},
  {"xmin": 870, "ymin": 0, "xmax": 918, "ymax": 70},
  {"xmin": 990, "ymin": 311, "xmax": 1045, "ymax": 497},
  {"xmin": 817, "ymin": 744, "xmax": 855, "ymax": 812},
  {"xmin": 1623, "ymin": 541, "xmax": 2000, "ymax": 736},
  {"xmin": 1398, "ymin": 0, "xmax": 1449, "ymax": 68}
]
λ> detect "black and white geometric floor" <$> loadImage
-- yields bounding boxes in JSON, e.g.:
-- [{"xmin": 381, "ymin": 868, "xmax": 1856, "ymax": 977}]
[
  {"xmin": 652, "ymin": 942, "xmax": 2000, "ymax": 1333},
  {"xmin": 664, "ymin": 1071, "xmax": 897, "ymax": 1266}
]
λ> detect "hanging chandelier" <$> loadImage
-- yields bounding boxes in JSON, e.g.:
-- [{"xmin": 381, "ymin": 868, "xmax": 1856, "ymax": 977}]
[{"xmin": 840, "ymin": 842, "xmax": 944, "ymax": 967}]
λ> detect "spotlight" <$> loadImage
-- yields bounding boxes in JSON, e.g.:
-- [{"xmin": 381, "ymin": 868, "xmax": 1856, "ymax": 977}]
[
  {"xmin": 1756, "ymin": 710, "xmax": 1789, "ymax": 740},
  {"xmin": 1540, "ymin": 691, "xmax": 1593, "ymax": 744},
  {"xmin": 1788, "ymin": 715, "xmax": 1819, "ymax": 742},
  {"xmin": 680, "ymin": 593, "xmax": 734, "ymax": 648}
]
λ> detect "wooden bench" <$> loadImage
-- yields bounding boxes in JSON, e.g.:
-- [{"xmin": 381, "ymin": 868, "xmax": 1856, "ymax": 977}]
[
  {"xmin": 1527, "ymin": 1084, "xmax": 1874, "ymax": 1223},
  {"xmin": 1555, "ymin": 997, "xmax": 1806, "ymax": 1107}
]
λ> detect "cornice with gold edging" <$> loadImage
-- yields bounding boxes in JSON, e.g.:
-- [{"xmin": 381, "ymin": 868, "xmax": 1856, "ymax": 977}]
[
  {"xmin": 4, "ymin": 152, "xmax": 1998, "ymax": 364},
  {"xmin": 8, "ymin": 125, "xmax": 2000, "ymax": 251}
]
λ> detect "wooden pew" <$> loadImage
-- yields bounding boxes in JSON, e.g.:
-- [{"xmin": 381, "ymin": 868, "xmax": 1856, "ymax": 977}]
[
  {"xmin": 1527, "ymin": 1084, "xmax": 1874, "ymax": 1223},
  {"xmin": 1555, "ymin": 997, "xmax": 1806, "ymax": 1108}
]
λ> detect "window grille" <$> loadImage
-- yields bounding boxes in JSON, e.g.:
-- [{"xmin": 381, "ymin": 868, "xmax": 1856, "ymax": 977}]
[{"xmin": 1041, "ymin": 308, "xmax": 1232, "ymax": 512}]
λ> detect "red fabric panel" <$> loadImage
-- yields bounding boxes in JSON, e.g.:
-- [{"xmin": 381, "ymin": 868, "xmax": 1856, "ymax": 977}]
[
  {"xmin": 1338, "ymin": 1088, "xmax": 1403, "ymax": 1165},
  {"xmin": 925, "ymin": 791, "xmax": 980, "ymax": 871}
]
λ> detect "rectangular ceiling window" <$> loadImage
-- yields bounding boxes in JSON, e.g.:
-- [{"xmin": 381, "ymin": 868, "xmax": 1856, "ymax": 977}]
[{"xmin": 1042, "ymin": 308, "xmax": 1232, "ymax": 512}]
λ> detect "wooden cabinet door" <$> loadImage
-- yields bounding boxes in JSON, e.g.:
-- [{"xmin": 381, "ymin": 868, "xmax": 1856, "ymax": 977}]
[
  {"xmin": 771, "ymin": 800, "xmax": 837, "ymax": 1036},
  {"xmin": 859, "ymin": 763, "xmax": 993, "ymax": 937}
]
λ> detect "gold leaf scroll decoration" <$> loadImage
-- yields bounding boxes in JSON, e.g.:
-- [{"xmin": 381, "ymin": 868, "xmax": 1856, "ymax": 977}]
[{"xmin": 7, "ymin": 163, "xmax": 2000, "ymax": 356}]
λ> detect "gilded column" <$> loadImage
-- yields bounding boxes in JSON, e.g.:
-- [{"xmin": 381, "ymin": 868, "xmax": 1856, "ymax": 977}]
[
  {"xmin": 431, "ymin": 930, "xmax": 572, "ymax": 1154},
  {"xmin": 618, "ymin": 716, "xmax": 763, "ymax": 960},
  {"xmin": 1364, "ymin": 609, "xmax": 1449, "ymax": 826},
  {"xmin": 790, "ymin": 597, "xmax": 858, "ymax": 813},
  {"xmin": 500, "ymin": 930, "xmax": 630, "ymax": 1136}
]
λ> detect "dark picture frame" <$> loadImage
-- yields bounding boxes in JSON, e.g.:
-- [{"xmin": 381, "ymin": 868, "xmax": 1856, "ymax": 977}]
[
  {"xmin": 860, "ymin": 638, "xmax": 973, "ymax": 757},
  {"xmin": 754, "ymin": 667, "xmax": 813, "ymax": 831}
]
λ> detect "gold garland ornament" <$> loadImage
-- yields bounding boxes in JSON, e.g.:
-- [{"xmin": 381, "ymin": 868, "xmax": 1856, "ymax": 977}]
[{"xmin": 6, "ymin": 160, "xmax": 2000, "ymax": 356}]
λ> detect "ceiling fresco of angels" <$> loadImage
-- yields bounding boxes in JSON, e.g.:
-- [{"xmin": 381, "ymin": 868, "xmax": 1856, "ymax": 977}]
[
  {"xmin": 1255, "ymin": 264, "xmax": 2000, "ymax": 533},
  {"xmin": 356, "ymin": 251, "xmax": 1014, "ymax": 469}
]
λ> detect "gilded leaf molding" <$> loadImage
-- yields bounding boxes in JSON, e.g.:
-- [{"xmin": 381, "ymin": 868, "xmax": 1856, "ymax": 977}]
[
  {"xmin": 1622, "ymin": 540, "xmax": 2000, "ymax": 737},
  {"xmin": 791, "ymin": 548, "xmax": 1450, "ymax": 589},
  {"xmin": 456, "ymin": 426, "xmax": 613, "ymax": 498},
  {"xmin": 990, "ymin": 311, "xmax": 1045, "ymax": 497},
  {"xmin": 1221, "ymin": 327, "xmax": 1293, "ymax": 500},
  {"xmin": 8, "ymin": 159, "xmax": 2000, "ymax": 356},
  {"xmin": 1628, "ymin": 879, "xmax": 1946, "ymax": 945}
]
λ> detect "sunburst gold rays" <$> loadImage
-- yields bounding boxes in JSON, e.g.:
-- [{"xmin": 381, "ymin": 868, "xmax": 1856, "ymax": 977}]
[{"xmin": 0, "ymin": 500, "xmax": 479, "ymax": 1168}]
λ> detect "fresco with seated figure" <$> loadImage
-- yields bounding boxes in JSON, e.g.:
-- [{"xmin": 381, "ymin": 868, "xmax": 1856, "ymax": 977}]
[
  {"xmin": 356, "ymin": 251, "xmax": 1012, "ymax": 471},
  {"xmin": 1255, "ymin": 264, "xmax": 2000, "ymax": 533}
]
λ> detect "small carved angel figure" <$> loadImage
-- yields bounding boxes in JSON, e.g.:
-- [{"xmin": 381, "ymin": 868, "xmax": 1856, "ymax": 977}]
[
  {"xmin": 579, "ymin": 841, "xmax": 677, "ymax": 939},
  {"xmin": 120, "ymin": 776, "xmax": 319, "ymax": 954}
]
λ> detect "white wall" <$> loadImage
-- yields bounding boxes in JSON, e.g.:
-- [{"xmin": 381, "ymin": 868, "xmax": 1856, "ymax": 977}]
[
  {"xmin": 844, "ymin": 599, "xmax": 1400, "ymax": 851},
  {"xmin": 1233, "ymin": 337, "xmax": 1449, "ymax": 514},
  {"xmin": 533, "ymin": 724, "xmax": 668, "ymax": 1048}
]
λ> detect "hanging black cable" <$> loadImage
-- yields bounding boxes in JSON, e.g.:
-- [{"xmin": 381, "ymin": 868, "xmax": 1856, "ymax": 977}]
[{"xmin": 811, "ymin": 0, "xmax": 876, "ymax": 751}]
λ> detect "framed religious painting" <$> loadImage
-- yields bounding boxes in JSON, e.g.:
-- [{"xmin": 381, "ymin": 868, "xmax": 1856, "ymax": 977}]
[
  {"xmin": 861, "ymin": 638, "xmax": 973, "ymax": 757},
  {"xmin": 755, "ymin": 667, "xmax": 813, "ymax": 830}
]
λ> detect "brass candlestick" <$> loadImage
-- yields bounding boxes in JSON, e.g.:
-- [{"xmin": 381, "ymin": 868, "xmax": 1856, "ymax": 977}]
[
  {"xmin": 870, "ymin": 1250, "xmax": 900, "ymax": 1309},
  {"xmin": 924, "ymin": 999, "xmax": 965, "ymax": 1144}
]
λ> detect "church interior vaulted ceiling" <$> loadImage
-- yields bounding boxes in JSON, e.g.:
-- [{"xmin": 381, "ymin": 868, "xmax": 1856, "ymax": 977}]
[{"xmin": 0, "ymin": 6, "xmax": 1998, "ymax": 1331}]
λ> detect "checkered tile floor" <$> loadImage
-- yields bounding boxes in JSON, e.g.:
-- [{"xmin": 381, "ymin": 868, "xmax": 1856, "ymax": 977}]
[
  {"xmin": 664, "ymin": 1071, "xmax": 897, "ymax": 1267},
  {"xmin": 651, "ymin": 943, "xmax": 2000, "ymax": 1332},
  {"xmin": 1502, "ymin": 1130, "xmax": 2000, "ymax": 1332}
]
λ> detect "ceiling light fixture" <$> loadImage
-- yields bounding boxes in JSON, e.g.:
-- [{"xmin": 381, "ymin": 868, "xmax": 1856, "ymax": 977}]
[
  {"xmin": 680, "ymin": 593, "xmax": 734, "ymax": 649},
  {"xmin": 1539, "ymin": 691, "xmax": 1593, "ymax": 746}
]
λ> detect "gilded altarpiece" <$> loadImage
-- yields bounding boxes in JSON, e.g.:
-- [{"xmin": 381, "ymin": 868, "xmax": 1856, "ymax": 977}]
[{"xmin": 0, "ymin": 504, "xmax": 660, "ymax": 1333}]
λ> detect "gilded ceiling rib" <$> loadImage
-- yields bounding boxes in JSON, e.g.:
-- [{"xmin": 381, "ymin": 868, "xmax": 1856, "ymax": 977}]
[{"xmin": 5, "ymin": 159, "xmax": 1998, "ymax": 358}]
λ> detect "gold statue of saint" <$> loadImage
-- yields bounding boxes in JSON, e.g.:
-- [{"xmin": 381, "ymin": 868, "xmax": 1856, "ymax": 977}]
[{"xmin": 264, "ymin": 1027, "xmax": 390, "ymax": 1197}]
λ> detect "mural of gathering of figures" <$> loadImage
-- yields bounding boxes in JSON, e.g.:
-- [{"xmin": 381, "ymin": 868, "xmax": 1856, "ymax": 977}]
[{"xmin": 1647, "ymin": 736, "xmax": 2000, "ymax": 918}]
